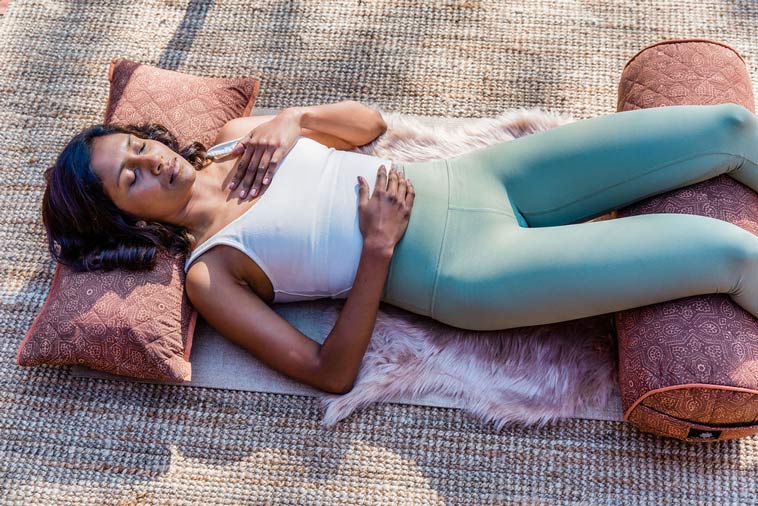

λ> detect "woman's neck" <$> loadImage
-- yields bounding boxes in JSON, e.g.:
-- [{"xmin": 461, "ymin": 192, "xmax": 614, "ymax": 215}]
[{"xmin": 178, "ymin": 159, "xmax": 240, "ymax": 248}]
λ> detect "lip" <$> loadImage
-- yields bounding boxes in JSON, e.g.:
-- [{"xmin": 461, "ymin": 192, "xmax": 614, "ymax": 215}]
[{"xmin": 169, "ymin": 157, "xmax": 177, "ymax": 185}]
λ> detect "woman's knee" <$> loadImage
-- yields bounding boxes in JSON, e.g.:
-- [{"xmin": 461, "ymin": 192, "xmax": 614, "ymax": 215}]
[
  {"xmin": 735, "ymin": 231, "xmax": 758, "ymax": 262},
  {"xmin": 715, "ymin": 103, "xmax": 756, "ymax": 133},
  {"xmin": 722, "ymin": 227, "xmax": 758, "ymax": 317},
  {"xmin": 725, "ymin": 226, "xmax": 758, "ymax": 281}
]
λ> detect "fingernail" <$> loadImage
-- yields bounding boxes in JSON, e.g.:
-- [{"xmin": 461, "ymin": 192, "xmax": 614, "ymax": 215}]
[
  {"xmin": 251, "ymin": 188, "xmax": 258, "ymax": 197},
  {"xmin": 228, "ymin": 183, "xmax": 235, "ymax": 190},
  {"xmin": 263, "ymin": 177, "xmax": 270, "ymax": 185},
  {"xmin": 240, "ymin": 190, "xmax": 246, "ymax": 198}
]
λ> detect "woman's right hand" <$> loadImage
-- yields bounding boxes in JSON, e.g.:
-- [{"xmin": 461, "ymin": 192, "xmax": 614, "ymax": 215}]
[{"xmin": 357, "ymin": 163, "xmax": 415, "ymax": 257}]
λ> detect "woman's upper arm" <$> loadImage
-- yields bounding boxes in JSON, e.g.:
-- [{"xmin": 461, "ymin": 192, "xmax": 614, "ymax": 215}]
[
  {"xmin": 184, "ymin": 258, "xmax": 341, "ymax": 393},
  {"xmin": 214, "ymin": 114, "xmax": 356, "ymax": 150}
]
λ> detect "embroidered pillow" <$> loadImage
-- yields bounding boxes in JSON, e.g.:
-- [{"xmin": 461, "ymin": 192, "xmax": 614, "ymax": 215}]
[
  {"xmin": 104, "ymin": 58, "xmax": 260, "ymax": 147},
  {"xmin": 18, "ymin": 251, "xmax": 197, "ymax": 382},
  {"xmin": 18, "ymin": 59, "xmax": 261, "ymax": 381}
]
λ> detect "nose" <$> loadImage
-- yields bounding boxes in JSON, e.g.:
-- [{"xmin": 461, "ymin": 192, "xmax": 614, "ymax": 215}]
[
  {"xmin": 133, "ymin": 153, "xmax": 164, "ymax": 175},
  {"xmin": 150, "ymin": 156, "xmax": 164, "ymax": 176}
]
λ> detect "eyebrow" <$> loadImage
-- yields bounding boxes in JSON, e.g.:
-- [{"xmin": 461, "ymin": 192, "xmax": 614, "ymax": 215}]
[{"xmin": 117, "ymin": 134, "xmax": 131, "ymax": 188}]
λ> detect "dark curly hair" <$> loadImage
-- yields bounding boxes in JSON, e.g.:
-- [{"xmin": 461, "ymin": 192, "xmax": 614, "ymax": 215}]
[{"xmin": 42, "ymin": 123, "xmax": 208, "ymax": 272}]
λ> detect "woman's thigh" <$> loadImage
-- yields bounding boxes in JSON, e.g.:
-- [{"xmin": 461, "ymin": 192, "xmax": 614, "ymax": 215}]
[
  {"xmin": 445, "ymin": 103, "xmax": 758, "ymax": 228},
  {"xmin": 430, "ymin": 210, "xmax": 756, "ymax": 331},
  {"xmin": 382, "ymin": 108, "xmax": 758, "ymax": 330}
]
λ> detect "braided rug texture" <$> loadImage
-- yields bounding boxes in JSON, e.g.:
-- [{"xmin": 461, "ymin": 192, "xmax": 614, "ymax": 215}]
[{"xmin": 1, "ymin": 1, "xmax": 757, "ymax": 504}]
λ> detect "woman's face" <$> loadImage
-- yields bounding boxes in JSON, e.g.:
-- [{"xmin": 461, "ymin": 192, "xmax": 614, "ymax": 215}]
[{"xmin": 89, "ymin": 133, "xmax": 196, "ymax": 222}]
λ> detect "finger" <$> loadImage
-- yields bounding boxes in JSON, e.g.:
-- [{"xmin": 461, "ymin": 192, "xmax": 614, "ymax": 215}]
[
  {"xmin": 396, "ymin": 168, "xmax": 407, "ymax": 201},
  {"xmin": 251, "ymin": 144, "xmax": 269, "ymax": 174},
  {"xmin": 260, "ymin": 168, "xmax": 275, "ymax": 189},
  {"xmin": 229, "ymin": 140, "xmax": 248, "ymax": 157},
  {"xmin": 264, "ymin": 148, "xmax": 284, "ymax": 184},
  {"xmin": 373, "ymin": 164, "xmax": 387, "ymax": 197},
  {"xmin": 242, "ymin": 147, "xmax": 266, "ymax": 198},
  {"xmin": 223, "ymin": 137, "xmax": 252, "ymax": 187},
  {"xmin": 248, "ymin": 163, "xmax": 267, "ymax": 199},
  {"xmin": 405, "ymin": 178, "xmax": 415, "ymax": 207},
  {"xmin": 230, "ymin": 144, "xmax": 255, "ymax": 192},
  {"xmin": 357, "ymin": 175, "xmax": 368, "ymax": 207},
  {"xmin": 386, "ymin": 163, "xmax": 399, "ymax": 194},
  {"xmin": 257, "ymin": 147, "xmax": 275, "ymax": 186},
  {"xmin": 215, "ymin": 141, "xmax": 245, "ymax": 162}
]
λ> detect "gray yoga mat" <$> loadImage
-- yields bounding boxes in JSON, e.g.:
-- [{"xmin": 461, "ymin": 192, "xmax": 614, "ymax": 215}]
[
  {"xmin": 73, "ymin": 304, "xmax": 624, "ymax": 421},
  {"xmin": 72, "ymin": 107, "xmax": 624, "ymax": 422}
]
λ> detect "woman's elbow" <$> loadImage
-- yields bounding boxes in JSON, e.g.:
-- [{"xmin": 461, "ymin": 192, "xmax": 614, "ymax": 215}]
[
  {"xmin": 364, "ymin": 110, "xmax": 386, "ymax": 143},
  {"xmin": 322, "ymin": 379, "xmax": 354, "ymax": 395},
  {"xmin": 351, "ymin": 100, "xmax": 387, "ymax": 139},
  {"xmin": 335, "ymin": 383, "xmax": 355, "ymax": 395},
  {"xmin": 374, "ymin": 110, "xmax": 387, "ymax": 137}
]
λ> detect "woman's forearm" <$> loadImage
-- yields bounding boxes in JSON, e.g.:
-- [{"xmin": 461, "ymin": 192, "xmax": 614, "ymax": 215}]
[
  {"xmin": 317, "ymin": 242, "xmax": 393, "ymax": 394},
  {"xmin": 284, "ymin": 100, "xmax": 387, "ymax": 146}
]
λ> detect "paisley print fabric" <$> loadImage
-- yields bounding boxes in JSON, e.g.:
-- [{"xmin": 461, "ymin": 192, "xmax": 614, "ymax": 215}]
[
  {"xmin": 616, "ymin": 39, "xmax": 758, "ymax": 442},
  {"xmin": 104, "ymin": 58, "xmax": 261, "ymax": 147},
  {"xmin": 618, "ymin": 38, "xmax": 755, "ymax": 114},
  {"xmin": 18, "ymin": 251, "xmax": 198, "ymax": 382}
]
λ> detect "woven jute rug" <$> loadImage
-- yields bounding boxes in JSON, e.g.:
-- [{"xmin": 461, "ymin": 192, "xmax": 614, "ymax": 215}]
[{"xmin": 1, "ymin": 1, "xmax": 756, "ymax": 504}]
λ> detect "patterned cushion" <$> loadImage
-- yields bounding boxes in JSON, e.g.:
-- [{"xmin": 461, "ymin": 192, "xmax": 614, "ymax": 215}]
[
  {"xmin": 18, "ymin": 60, "xmax": 261, "ymax": 382},
  {"xmin": 618, "ymin": 39, "xmax": 755, "ymax": 112},
  {"xmin": 18, "ymin": 251, "xmax": 197, "ymax": 382},
  {"xmin": 615, "ymin": 39, "xmax": 758, "ymax": 442},
  {"xmin": 105, "ymin": 58, "xmax": 260, "ymax": 147}
]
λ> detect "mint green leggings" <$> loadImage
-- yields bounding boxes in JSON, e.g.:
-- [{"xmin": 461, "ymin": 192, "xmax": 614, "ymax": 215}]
[{"xmin": 381, "ymin": 104, "xmax": 758, "ymax": 331}]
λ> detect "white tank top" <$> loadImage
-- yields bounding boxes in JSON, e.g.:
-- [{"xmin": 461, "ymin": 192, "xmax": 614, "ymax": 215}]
[{"xmin": 183, "ymin": 136, "xmax": 394, "ymax": 303}]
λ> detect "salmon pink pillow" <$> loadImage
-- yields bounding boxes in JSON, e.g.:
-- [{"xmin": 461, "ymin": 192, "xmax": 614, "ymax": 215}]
[
  {"xmin": 18, "ymin": 251, "xmax": 197, "ymax": 382},
  {"xmin": 18, "ymin": 59, "xmax": 261, "ymax": 382},
  {"xmin": 104, "ymin": 58, "xmax": 260, "ymax": 147}
]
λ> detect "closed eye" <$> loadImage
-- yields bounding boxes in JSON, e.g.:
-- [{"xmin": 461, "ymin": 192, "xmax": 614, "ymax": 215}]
[{"xmin": 130, "ymin": 141, "xmax": 147, "ymax": 186}]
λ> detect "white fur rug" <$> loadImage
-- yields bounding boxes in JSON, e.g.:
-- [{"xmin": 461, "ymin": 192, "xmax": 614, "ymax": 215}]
[{"xmin": 75, "ymin": 107, "xmax": 624, "ymax": 428}]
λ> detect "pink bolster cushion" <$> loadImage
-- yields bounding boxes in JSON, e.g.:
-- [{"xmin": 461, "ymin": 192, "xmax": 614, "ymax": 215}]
[{"xmin": 615, "ymin": 38, "xmax": 758, "ymax": 443}]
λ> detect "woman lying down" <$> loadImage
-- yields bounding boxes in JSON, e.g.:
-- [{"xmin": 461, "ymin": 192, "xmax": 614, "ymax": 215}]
[{"xmin": 44, "ymin": 100, "xmax": 758, "ymax": 393}]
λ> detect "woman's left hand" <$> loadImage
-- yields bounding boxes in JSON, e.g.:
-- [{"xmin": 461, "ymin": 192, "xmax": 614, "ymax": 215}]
[{"xmin": 226, "ymin": 111, "xmax": 301, "ymax": 199}]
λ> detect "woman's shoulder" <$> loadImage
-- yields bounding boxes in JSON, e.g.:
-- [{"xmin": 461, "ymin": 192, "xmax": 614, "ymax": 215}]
[{"xmin": 186, "ymin": 244, "xmax": 275, "ymax": 303}]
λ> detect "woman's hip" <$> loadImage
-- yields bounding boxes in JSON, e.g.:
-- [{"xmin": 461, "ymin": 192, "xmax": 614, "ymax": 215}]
[
  {"xmin": 380, "ymin": 159, "xmax": 449, "ymax": 315},
  {"xmin": 381, "ymin": 158, "xmax": 522, "ymax": 317}
]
